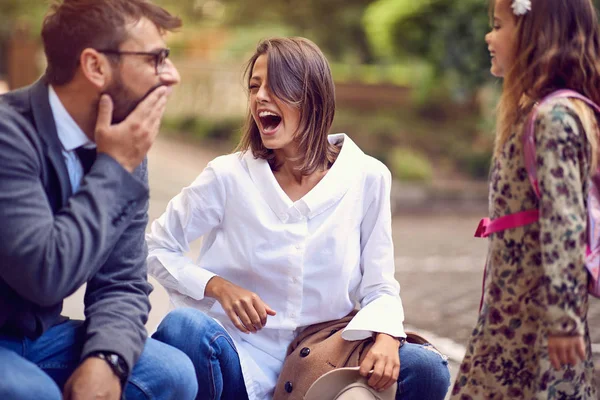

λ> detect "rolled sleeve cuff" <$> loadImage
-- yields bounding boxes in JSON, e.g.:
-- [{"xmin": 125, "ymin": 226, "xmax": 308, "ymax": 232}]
[
  {"xmin": 342, "ymin": 295, "xmax": 405, "ymax": 341},
  {"xmin": 178, "ymin": 266, "xmax": 217, "ymax": 301},
  {"xmin": 547, "ymin": 309, "xmax": 585, "ymax": 337}
]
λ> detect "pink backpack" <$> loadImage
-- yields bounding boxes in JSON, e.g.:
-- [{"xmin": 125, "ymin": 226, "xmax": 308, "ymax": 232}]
[{"xmin": 475, "ymin": 89, "xmax": 600, "ymax": 299}]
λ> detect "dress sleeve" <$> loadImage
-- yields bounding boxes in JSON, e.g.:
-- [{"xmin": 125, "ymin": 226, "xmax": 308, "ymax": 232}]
[
  {"xmin": 146, "ymin": 162, "xmax": 226, "ymax": 301},
  {"xmin": 535, "ymin": 102, "xmax": 591, "ymax": 336},
  {"xmin": 342, "ymin": 164, "xmax": 406, "ymax": 340}
]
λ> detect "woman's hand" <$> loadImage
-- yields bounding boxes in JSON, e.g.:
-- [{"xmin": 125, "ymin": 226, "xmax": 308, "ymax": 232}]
[
  {"xmin": 205, "ymin": 276, "xmax": 276, "ymax": 333},
  {"xmin": 548, "ymin": 335, "xmax": 586, "ymax": 370},
  {"xmin": 359, "ymin": 333, "xmax": 401, "ymax": 392}
]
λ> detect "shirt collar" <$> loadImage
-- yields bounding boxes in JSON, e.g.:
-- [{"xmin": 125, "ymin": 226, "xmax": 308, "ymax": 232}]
[
  {"xmin": 48, "ymin": 85, "xmax": 96, "ymax": 151},
  {"xmin": 244, "ymin": 150, "xmax": 293, "ymax": 223},
  {"xmin": 302, "ymin": 134, "xmax": 364, "ymax": 218},
  {"xmin": 244, "ymin": 133, "xmax": 364, "ymax": 222}
]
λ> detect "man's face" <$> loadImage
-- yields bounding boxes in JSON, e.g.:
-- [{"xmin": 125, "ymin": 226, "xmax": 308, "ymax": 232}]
[{"xmin": 103, "ymin": 17, "xmax": 180, "ymax": 123}]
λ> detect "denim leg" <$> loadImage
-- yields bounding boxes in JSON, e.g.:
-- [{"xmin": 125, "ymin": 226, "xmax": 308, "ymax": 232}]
[
  {"xmin": 152, "ymin": 308, "xmax": 249, "ymax": 400},
  {"xmin": 125, "ymin": 337, "xmax": 198, "ymax": 400},
  {"xmin": 25, "ymin": 320, "xmax": 85, "ymax": 388},
  {"xmin": 13, "ymin": 318, "xmax": 197, "ymax": 400},
  {"xmin": 0, "ymin": 344, "xmax": 62, "ymax": 400},
  {"xmin": 397, "ymin": 342, "xmax": 451, "ymax": 400}
]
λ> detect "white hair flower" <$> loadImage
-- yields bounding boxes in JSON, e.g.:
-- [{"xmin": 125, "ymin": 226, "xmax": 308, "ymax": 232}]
[{"xmin": 512, "ymin": 0, "xmax": 531, "ymax": 16}]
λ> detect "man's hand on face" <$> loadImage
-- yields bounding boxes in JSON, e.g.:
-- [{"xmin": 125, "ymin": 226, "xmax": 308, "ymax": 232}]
[
  {"xmin": 95, "ymin": 86, "xmax": 168, "ymax": 173},
  {"xmin": 63, "ymin": 357, "xmax": 122, "ymax": 400}
]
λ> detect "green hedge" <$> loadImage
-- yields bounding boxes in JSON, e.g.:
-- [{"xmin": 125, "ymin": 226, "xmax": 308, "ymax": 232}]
[{"xmin": 389, "ymin": 148, "xmax": 433, "ymax": 182}]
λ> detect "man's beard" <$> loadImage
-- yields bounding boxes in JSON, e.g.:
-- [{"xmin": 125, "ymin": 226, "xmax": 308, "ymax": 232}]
[{"xmin": 102, "ymin": 71, "xmax": 166, "ymax": 124}]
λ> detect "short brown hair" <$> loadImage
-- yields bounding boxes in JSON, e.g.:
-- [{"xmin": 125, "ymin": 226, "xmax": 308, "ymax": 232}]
[
  {"xmin": 42, "ymin": 0, "xmax": 182, "ymax": 85},
  {"xmin": 236, "ymin": 37, "xmax": 339, "ymax": 175}
]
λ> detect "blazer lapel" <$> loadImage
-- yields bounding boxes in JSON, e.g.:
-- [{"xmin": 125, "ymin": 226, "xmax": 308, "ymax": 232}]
[{"xmin": 29, "ymin": 79, "xmax": 72, "ymax": 204}]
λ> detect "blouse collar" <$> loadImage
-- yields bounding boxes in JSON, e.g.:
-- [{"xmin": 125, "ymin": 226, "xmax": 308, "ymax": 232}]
[{"xmin": 244, "ymin": 134, "xmax": 365, "ymax": 222}]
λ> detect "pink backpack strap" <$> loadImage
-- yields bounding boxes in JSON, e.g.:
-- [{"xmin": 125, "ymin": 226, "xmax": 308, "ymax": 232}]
[
  {"xmin": 475, "ymin": 210, "xmax": 540, "ymax": 238},
  {"xmin": 522, "ymin": 89, "xmax": 600, "ymax": 198}
]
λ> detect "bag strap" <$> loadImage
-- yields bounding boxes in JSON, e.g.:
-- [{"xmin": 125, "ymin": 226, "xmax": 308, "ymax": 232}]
[
  {"xmin": 475, "ymin": 210, "xmax": 540, "ymax": 238},
  {"xmin": 523, "ymin": 89, "xmax": 600, "ymax": 198}
]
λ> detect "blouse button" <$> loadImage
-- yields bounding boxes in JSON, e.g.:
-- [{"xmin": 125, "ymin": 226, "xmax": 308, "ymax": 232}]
[
  {"xmin": 285, "ymin": 381, "xmax": 293, "ymax": 393},
  {"xmin": 300, "ymin": 347, "xmax": 310, "ymax": 357}
]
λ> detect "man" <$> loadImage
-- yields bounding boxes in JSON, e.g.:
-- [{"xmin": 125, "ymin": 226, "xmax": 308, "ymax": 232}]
[{"xmin": 0, "ymin": 1, "xmax": 197, "ymax": 399}]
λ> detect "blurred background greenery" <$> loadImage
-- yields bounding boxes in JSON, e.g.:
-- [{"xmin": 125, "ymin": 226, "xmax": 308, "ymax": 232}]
[{"xmin": 4, "ymin": 0, "xmax": 596, "ymax": 183}]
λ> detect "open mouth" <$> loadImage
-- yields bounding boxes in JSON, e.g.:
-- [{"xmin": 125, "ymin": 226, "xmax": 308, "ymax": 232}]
[{"xmin": 258, "ymin": 110, "xmax": 282, "ymax": 134}]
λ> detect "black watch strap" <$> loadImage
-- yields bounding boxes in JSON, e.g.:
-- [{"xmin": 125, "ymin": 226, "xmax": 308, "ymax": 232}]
[{"xmin": 88, "ymin": 351, "xmax": 129, "ymax": 387}]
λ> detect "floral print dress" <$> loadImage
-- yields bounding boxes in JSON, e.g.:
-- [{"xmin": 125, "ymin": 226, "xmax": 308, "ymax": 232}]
[{"xmin": 451, "ymin": 99, "xmax": 597, "ymax": 399}]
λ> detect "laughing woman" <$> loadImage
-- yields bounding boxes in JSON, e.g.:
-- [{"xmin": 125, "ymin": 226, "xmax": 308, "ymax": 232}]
[{"xmin": 147, "ymin": 37, "xmax": 450, "ymax": 400}]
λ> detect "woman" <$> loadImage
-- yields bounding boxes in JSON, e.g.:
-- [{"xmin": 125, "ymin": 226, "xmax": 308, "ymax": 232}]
[{"xmin": 147, "ymin": 37, "xmax": 450, "ymax": 400}]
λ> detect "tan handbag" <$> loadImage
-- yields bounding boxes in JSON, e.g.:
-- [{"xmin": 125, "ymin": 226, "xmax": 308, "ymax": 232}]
[{"xmin": 273, "ymin": 311, "xmax": 436, "ymax": 400}]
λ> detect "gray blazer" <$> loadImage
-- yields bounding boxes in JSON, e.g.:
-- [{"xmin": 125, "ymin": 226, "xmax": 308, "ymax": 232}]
[{"xmin": 0, "ymin": 78, "xmax": 153, "ymax": 373}]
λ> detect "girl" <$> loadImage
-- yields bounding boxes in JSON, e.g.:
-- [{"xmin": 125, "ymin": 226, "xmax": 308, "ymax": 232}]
[
  {"xmin": 451, "ymin": 0, "xmax": 600, "ymax": 398},
  {"xmin": 146, "ymin": 37, "xmax": 450, "ymax": 399}
]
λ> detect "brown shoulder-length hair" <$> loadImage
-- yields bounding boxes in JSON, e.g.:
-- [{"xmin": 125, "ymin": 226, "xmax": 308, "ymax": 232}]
[
  {"xmin": 494, "ymin": 0, "xmax": 600, "ymax": 160},
  {"xmin": 236, "ymin": 37, "xmax": 339, "ymax": 175},
  {"xmin": 42, "ymin": 0, "xmax": 182, "ymax": 86}
]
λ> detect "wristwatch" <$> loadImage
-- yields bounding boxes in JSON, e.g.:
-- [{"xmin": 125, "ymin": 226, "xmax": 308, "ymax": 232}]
[{"xmin": 88, "ymin": 351, "xmax": 129, "ymax": 387}]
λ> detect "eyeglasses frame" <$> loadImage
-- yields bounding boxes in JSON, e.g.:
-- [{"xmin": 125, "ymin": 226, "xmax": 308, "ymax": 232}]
[{"xmin": 96, "ymin": 48, "xmax": 171, "ymax": 75}]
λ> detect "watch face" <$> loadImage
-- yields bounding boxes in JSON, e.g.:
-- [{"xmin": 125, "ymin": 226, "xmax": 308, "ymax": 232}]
[
  {"xmin": 94, "ymin": 352, "xmax": 128, "ymax": 379},
  {"xmin": 109, "ymin": 354, "xmax": 128, "ymax": 377}
]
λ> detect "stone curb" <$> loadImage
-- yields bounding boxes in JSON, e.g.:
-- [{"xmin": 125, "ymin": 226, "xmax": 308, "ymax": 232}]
[
  {"xmin": 391, "ymin": 181, "xmax": 489, "ymax": 215},
  {"xmin": 404, "ymin": 324, "xmax": 466, "ymax": 363}
]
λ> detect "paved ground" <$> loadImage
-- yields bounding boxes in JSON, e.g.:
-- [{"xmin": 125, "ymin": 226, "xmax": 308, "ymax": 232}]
[{"xmin": 63, "ymin": 136, "xmax": 600, "ymax": 398}]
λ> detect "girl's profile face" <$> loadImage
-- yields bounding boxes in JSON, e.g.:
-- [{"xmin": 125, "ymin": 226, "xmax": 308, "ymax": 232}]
[
  {"xmin": 485, "ymin": 0, "xmax": 518, "ymax": 77},
  {"xmin": 249, "ymin": 54, "xmax": 301, "ymax": 153}
]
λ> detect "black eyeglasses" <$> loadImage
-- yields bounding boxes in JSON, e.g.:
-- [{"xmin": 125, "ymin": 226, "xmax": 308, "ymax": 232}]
[{"xmin": 97, "ymin": 48, "xmax": 170, "ymax": 75}]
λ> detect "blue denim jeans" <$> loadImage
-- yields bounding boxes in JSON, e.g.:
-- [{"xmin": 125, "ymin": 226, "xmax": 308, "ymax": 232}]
[
  {"xmin": 0, "ymin": 319, "xmax": 198, "ymax": 400},
  {"xmin": 396, "ymin": 342, "xmax": 450, "ymax": 399},
  {"xmin": 153, "ymin": 308, "xmax": 450, "ymax": 400},
  {"xmin": 152, "ymin": 309, "xmax": 249, "ymax": 400}
]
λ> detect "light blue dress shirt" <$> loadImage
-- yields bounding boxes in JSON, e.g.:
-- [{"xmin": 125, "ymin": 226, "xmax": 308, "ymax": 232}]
[{"xmin": 48, "ymin": 86, "xmax": 96, "ymax": 193}]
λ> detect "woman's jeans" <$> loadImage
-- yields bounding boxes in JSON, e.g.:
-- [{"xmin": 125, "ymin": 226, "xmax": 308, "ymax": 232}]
[{"xmin": 153, "ymin": 308, "xmax": 450, "ymax": 400}]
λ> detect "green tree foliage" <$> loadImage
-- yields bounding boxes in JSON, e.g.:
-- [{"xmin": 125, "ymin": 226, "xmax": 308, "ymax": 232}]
[
  {"xmin": 364, "ymin": 0, "xmax": 600, "ymax": 97},
  {"xmin": 0, "ymin": 0, "xmax": 48, "ymax": 31},
  {"xmin": 215, "ymin": 0, "xmax": 378, "ymax": 63},
  {"xmin": 364, "ymin": 0, "xmax": 491, "ymax": 98}
]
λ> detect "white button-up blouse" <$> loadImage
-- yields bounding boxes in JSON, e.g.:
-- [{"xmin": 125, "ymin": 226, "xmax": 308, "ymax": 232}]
[{"xmin": 147, "ymin": 134, "xmax": 405, "ymax": 399}]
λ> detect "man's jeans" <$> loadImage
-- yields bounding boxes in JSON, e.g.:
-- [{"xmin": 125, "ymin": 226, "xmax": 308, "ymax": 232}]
[
  {"xmin": 153, "ymin": 308, "xmax": 451, "ymax": 400},
  {"xmin": 0, "ymin": 319, "xmax": 198, "ymax": 400}
]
